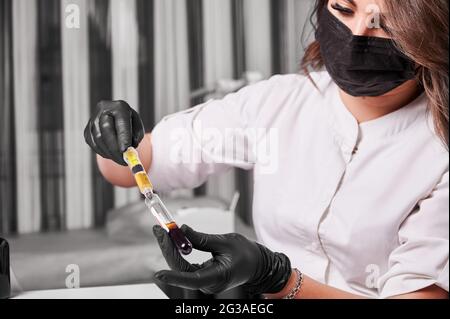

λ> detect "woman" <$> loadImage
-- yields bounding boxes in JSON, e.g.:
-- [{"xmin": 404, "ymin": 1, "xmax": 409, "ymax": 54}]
[{"xmin": 84, "ymin": 0, "xmax": 449, "ymax": 298}]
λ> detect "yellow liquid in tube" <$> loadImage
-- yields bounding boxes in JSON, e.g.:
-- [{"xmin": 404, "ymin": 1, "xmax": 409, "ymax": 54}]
[{"xmin": 123, "ymin": 147, "xmax": 153, "ymax": 195}]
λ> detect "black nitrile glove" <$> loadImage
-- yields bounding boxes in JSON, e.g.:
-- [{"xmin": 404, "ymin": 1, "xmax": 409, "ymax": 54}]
[
  {"xmin": 84, "ymin": 100, "xmax": 145, "ymax": 165},
  {"xmin": 152, "ymin": 225, "xmax": 292, "ymax": 296}
]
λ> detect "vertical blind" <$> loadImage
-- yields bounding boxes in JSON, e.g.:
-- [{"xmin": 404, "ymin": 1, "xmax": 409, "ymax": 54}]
[
  {"xmin": 37, "ymin": 0, "xmax": 66, "ymax": 231},
  {"xmin": 12, "ymin": 0, "xmax": 41, "ymax": 233},
  {"xmin": 0, "ymin": 0, "xmax": 16, "ymax": 234},
  {"xmin": 62, "ymin": 0, "xmax": 93, "ymax": 230},
  {"xmin": 87, "ymin": 0, "xmax": 114, "ymax": 227},
  {"xmin": 0, "ymin": 0, "xmax": 315, "ymax": 235}
]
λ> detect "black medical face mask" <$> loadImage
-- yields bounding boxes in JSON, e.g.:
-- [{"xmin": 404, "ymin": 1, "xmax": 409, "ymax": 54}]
[{"xmin": 315, "ymin": 6, "xmax": 416, "ymax": 97}]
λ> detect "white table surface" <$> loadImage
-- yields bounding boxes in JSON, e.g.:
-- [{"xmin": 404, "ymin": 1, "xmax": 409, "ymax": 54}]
[{"xmin": 12, "ymin": 283, "xmax": 168, "ymax": 299}]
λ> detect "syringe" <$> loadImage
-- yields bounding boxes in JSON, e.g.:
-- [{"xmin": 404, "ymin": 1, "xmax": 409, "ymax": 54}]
[{"xmin": 123, "ymin": 147, "xmax": 193, "ymax": 255}]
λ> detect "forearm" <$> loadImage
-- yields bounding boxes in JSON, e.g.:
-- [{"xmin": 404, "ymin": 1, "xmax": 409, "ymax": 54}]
[
  {"xmin": 265, "ymin": 271, "xmax": 365, "ymax": 299},
  {"xmin": 265, "ymin": 270, "xmax": 448, "ymax": 299},
  {"xmin": 97, "ymin": 133, "xmax": 153, "ymax": 187},
  {"xmin": 294, "ymin": 275, "xmax": 365, "ymax": 299}
]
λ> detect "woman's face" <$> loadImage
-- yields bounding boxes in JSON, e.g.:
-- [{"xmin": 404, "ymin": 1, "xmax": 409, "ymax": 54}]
[
  {"xmin": 326, "ymin": 0, "xmax": 419, "ymax": 98},
  {"xmin": 327, "ymin": 0, "xmax": 391, "ymax": 39}
]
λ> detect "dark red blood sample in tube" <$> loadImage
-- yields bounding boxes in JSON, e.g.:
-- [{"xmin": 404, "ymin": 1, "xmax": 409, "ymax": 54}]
[{"xmin": 167, "ymin": 222, "xmax": 193, "ymax": 255}]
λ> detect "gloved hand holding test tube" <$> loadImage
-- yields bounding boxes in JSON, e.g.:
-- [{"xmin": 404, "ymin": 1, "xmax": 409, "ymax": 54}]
[{"xmin": 123, "ymin": 147, "xmax": 193, "ymax": 256}]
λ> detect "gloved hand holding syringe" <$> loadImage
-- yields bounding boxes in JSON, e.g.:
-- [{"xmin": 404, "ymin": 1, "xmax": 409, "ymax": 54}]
[
  {"xmin": 83, "ymin": 100, "xmax": 192, "ymax": 255},
  {"xmin": 123, "ymin": 147, "xmax": 193, "ymax": 255}
]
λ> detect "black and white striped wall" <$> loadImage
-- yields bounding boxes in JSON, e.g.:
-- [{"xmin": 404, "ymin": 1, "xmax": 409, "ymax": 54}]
[{"xmin": 0, "ymin": 0, "xmax": 315, "ymax": 235}]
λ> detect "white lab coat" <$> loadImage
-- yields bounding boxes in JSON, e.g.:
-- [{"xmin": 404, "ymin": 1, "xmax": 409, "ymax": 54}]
[{"xmin": 148, "ymin": 71, "xmax": 449, "ymax": 298}]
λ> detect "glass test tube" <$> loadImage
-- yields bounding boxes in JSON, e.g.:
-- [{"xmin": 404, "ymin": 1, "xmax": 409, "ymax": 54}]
[
  {"xmin": 123, "ymin": 147, "xmax": 193, "ymax": 255},
  {"xmin": 144, "ymin": 193, "xmax": 193, "ymax": 255}
]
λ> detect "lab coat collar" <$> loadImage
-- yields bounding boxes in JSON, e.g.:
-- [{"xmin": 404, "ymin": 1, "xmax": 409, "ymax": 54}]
[
  {"xmin": 329, "ymin": 82, "xmax": 428, "ymax": 147},
  {"xmin": 358, "ymin": 92, "xmax": 428, "ymax": 141}
]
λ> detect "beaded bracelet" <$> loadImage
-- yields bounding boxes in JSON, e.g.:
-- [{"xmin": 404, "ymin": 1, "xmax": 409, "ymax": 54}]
[{"xmin": 283, "ymin": 269, "xmax": 304, "ymax": 299}]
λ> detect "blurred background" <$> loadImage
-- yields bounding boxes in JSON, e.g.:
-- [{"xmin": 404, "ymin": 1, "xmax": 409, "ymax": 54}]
[{"xmin": 0, "ymin": 0, "xmax": 314, "ymax": 294}]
